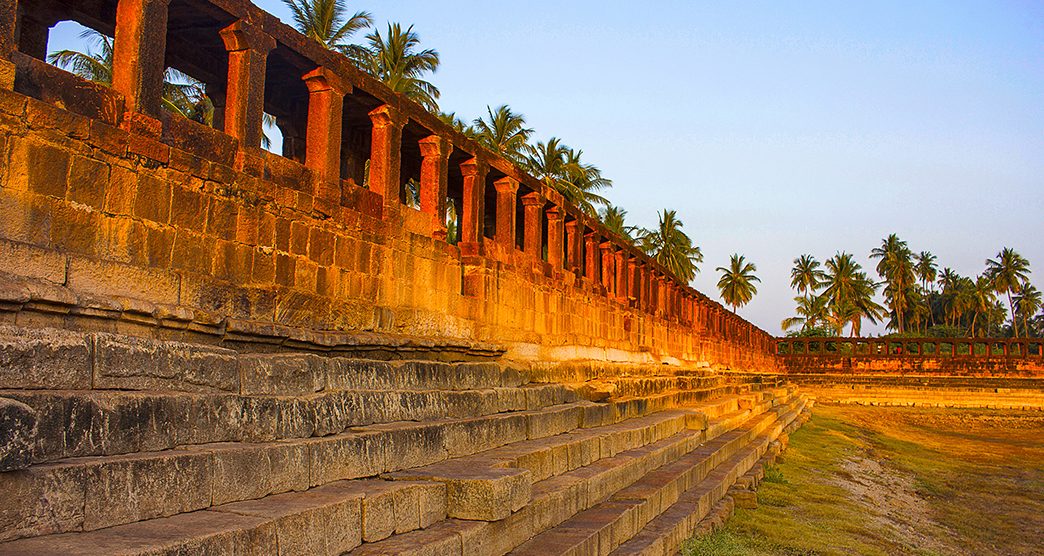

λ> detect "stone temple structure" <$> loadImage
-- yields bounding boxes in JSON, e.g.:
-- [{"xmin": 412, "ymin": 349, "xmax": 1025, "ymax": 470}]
[{"xmin": 0, "ymin": 1, "xmax": 1040, "ymax": 554}]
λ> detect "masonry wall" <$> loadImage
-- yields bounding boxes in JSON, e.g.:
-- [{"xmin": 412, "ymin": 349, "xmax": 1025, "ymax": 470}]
[{"xmin": 0, "ymin": 0, "xmax": 776, "ymax": 370}]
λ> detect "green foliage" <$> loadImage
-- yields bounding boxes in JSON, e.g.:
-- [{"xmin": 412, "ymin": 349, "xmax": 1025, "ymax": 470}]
[
  {"xmin": 763, "ymin": 465, "xmax": 788, "ymax": 484},
  {"xmin": 524, "ymin": 138, "xmax": 611, "ymax": 216},
  {"xmin": 717, "ymin": 253, "xmax": 760, "ymax": 312},
  {"xmin": 355, "ymin": 23, "xmax": 441, "ymax": 112},
  {"xmin": 281, "ymin": 0, "xmax": 372, "ymax": 55},
  {"xmin": 637, "ymin": 209, "xmax": 703, "ymax": 283},
  {"xmin": 472, "ymin": 105, "xmax": 532, "ymax": 165}
]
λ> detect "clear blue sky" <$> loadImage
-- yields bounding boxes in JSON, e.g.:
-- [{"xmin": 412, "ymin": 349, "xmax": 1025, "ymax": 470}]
[{"xmin": 51, "ymin": 1, "xmax": 1044, "ymax": 334}]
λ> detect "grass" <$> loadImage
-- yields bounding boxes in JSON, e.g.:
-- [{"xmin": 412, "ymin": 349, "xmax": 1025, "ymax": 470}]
[{"xmin": 682, "ymin": 405, "xmax": 1044, "ymax": 556}]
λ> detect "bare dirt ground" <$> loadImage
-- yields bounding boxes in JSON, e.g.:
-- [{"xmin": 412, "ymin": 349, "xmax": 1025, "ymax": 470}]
[{"xmin": 684, "ymin": 405, "xmax": 1044, "ymax": 556}]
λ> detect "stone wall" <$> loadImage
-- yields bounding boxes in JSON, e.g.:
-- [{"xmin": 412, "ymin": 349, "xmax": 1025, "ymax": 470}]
[{"xmin": 0, "ymin": 0, "xmax": 776, "ymax": 369}]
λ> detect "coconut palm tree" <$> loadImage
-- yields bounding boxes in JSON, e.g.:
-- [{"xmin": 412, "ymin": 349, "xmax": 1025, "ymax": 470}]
[
  {"xmin": 524, "ymin": 138, "xmax": 611, "ymax": 216},
  {"xmin": 781, "ymin": 294, "xmax": 829, "ymax": 334},
  {"xmin": 914, "ymin": 250, "xmax": 939, "ymax": 328},
  {"xmin": 472, "ymin": 105, "xmax": 532, "ymax": 164},
  {"xmin": 870, "ymin": 234, "xmax": 915, "ymax": 333},
  {"xmin": 49, "ymin": 29, "xmax": 212, "ymax": 124},
  {"xmin": 437, "ymin": 111, "xmax": 477, "ymax": 140},
  {"xmin": 790, "ymin": 254, "xmax": 825, "ymax": 302},
  {"xmin": 985, "ymin": 247, "xmax": 1031, "ymax": 338},
  {"xmin": 282, "ymin": 0, "xmax": 373, "ymax": 57},
  {"xmin": 937, "ymin": 267, "xmax": 962, "ymax": 327},
  {"xmin": 819, "ymin": 252, "xmax": 883, "ymax": 337},
  {"xmin": 1015, "ymin": 283, "xmax": 1041, "ymax": 338},
  {"xmin": 638, "ymin": 209, "xmax": 703, "ymax": 283},
  {"xmin": 716, "ymin": 254, "xmax": 759, "ymax": 313},
  {"xmin": 599, "ymin": 205, "xmax": 637, "ymax": 242},
  {"xmin": 969, "ymin": 275, "xmax": 996, "ymax": 337},
  {"xmin": 356, "ymin": 23, "xmax": 441, "ymax": 112}
]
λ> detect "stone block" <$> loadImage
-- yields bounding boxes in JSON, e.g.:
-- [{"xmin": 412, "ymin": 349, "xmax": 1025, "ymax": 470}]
[
  {"xmin": 371, "ymin": 421, "xmax": 449, "ymax": 471},
  {"xmin": 442, "ymin": 413, "xmax": 527, "ymax": 457},
  {"xmin": 67, "ymin": 155, "xmax": 109, "ymax": 210},
  {"xmin": 239, "ymin": 396, "xmax": 314, "ymax": 442},
  {"xmin": 526, "ymin": 404, "xmax": 582, "ymax": 440},
  {"xmin": 0, "ymin": 238, "xmax": 66, "ymax": 283},
  {"xmin": 0, "ymin": 461, "xmax": 86, "ymax": 542},
  {"xmin": 209, "ymin": 442, "xmax": 310, "ymax": 506},
  {"xmin": 307, "ymin": 433, "xmax": 387, "ymax": 487},
  {"xmin": 0, "ymin": 397, "xmax": 37, "ymax": 471},
  {"xmin": 82, "ymin": 449, "xmax": 213, "ymax": 531},
  {"xmin": 238, "ymin": 353, "xmax": 325, "ymax": 396},
  {"xmin": 133, "ymin": 173, "xmax": 172, "ymax": 224},
  {"xmin": 92, "ymin": 333, "xmax": 239, "ymax": 393},
  {"xmin": 66, "ymin": 256, "xmax": 180, "ymax": 306},
  {"xmin": 0, "ymin": 59, "xmax": 13, "ymax": 90},
  {"xmin": 0, "ymin": 324, "xmax": 91, "ymax": 389},
  {"xmin": 360, "ymin": 484, "xmax": 396, "ymax": 542},
  {"xmin": 418, "ymin": 482, "xmax": 448, "ymax": 528},
  {"xmin": 442, "ymin": 467, "xmax": 531, "ymax": 521},
  {"xmin": 26, "ymin": 141, "xmax": 69, "ymax": 198}
]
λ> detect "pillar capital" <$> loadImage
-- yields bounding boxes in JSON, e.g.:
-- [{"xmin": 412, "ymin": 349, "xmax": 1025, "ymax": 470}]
[
  {"xmin": 302, "ymin": 66, "xmax": 351, "ymax": 95},
  {"xmin": 546, "ymin": 205, "xmax": 564, "ymax": 221},
  {"xmin": 460, "ymin": 157, "xmax": 487, "ymax": 178},
  {"xmin": 418, "ymin": 134, "xmax": 451, "ymax": 159},
  {"xmin": 520, "ymin": 191, "xmax": 544, "ymax": 206},
  {"xmin": 369, "ymin": 104, "xmax": 407, "ymax": 129},
  {"xmin": 494, "ymin": 176, "xmax": 519, "ymax": 194},
  {"xmin": 219, "ymin": 19, "xmax": 275, "ymax": 54}
]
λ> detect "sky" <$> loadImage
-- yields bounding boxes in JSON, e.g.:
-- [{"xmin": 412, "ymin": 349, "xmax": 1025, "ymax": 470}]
[{"xmin": 50, "ymin": 1, "xmax": 1044, "ymax": 335}]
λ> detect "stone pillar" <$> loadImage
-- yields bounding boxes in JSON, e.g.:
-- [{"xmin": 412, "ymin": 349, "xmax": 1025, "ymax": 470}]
[
  {"xmin": 459, "ymin": 158, "xmax": 487, "ymax": 246},
  {"xmin": 302, "ymin": 67, "xmax": 349, "ymax": 183},
  {"xmin": 615, "ymin": 250, "xmax": 628, "ymax": 303},
  {"xmin": 493, "ymin": 177, "xmax": 518, "ymax": 249},
  {"xmin": 565, "ymin": 220, "xmax": 581, "ymax": 272},
  {"xmin": 628, "ymin": 257, "xmax": 640, "ymax": 306},
  {"xmin": 521, "ymin": 192, "xmax": 544, "ymax": 260},
  {"xmin": 546, "ymin": 206, "xmax": 564, "ymax": 269},
  {"xmin": 0, "ymin": 0, "xmax": 14, "ymax": 89},
  {"xmin": 419, "ymin": 135, "xmax": 451, "ymax": 238},
  {"xmin": 220, "ymin": 21, "xmax": 276, "ymax": 149},
  {"xmin": 584, "ymin": 231, "xmax": 599, "ymax": 285},
  {"xmin": 600, "ymin": 242, "xmax": 615, "ymax": 294},
  {"xmin": 368, "ymin": 104, "xmax": 406, "ymax": 205},
  {"xmin": 112, "ymin": 0, "xmax": 171, "ymax": 120}
]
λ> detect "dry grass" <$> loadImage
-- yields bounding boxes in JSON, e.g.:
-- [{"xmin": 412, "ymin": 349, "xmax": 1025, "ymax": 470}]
[{"xmin": 683, "ymin": 405, "xmax": 1044, "ymax": 556}]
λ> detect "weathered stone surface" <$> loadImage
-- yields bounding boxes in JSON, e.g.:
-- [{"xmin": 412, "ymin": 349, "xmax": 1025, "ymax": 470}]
[
  {"xmin": 0, "ymin": 462, "xmax": 86, "ymax": 542},
  {"xmin": 0, "ymin": 397, "xmax": 36, "ymax": 471},
  {"xmin": 208, "ymin": 442, "xmax": 310, "ymax": 505},
  {"xmin": 92, "ymin": 333, "xmax": 239, "ymax": 393},
  {"xmin": 0, "ymin": 325, "xmax": 91, "ymax": 390},
  {"xmin": 239, "ymin": 353, "xmax": 325, "ymax": 396},
  {"xmin": 0, "ymin": 239, "xmax": 66, "ymax": 283}
]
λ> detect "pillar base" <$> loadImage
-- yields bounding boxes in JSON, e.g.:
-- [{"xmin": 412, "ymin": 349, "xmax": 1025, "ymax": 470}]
[{"xmin": 0, "ymin": 59, "xmax": 14, "ymax": 90}]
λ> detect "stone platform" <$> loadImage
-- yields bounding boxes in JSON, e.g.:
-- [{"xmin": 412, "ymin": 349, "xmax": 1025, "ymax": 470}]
[{"xmin": 0, "ymin": 325, "xmax": 807, "ymax": 555}]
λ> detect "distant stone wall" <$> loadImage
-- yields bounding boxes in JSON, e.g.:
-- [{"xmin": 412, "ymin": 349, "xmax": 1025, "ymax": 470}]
[{"xmin": 0, "ymin": 0, "xmax": 775, "ymax": 369}]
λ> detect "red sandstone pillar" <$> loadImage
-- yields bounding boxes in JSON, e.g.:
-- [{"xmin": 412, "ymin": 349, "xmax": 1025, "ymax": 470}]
[
  {"xmin": 600, "ymin": 242, "xmax": 615, "ymax": 294},
  {"xmin": 628, "ymin": 257, "xmax": 640, "ymax": 307},
  {"xmin": 493, "ymin": 177, "xmax": 519, "ymax": 249},
  {"xmin": 522, "ymin": 192, "xmax": 544, "ymax": 260},
  {"xmin": 565, "ymin": 219, "xmax": 581, "ymax": 273},
  {"xmin": 615, "ymin": 250, "xmax": 628, "ymax": 304},
  {"xmin": 302, "ymin": 67, "xmax": 350, "ymax": 184},
  {"xmin": 419, "ymin": 135, "xmax": 451, "ymax": 239},
  {"xmin": 220, "ymin": 21, "xmax": 276, "ymax": 149},
  {"xmin": 368, "ymin": 104, "xmax": 406, "ymax": 206},
  {"xmin": 112, "ymin": 0, "xmax": 170, "ymax": 122},
  {"xmin": 584, "ymin": 231, "xmax": 599, "ymax": 286},
  {"xmin": 459, "ymin": 157, "xmax": 487, "ymax": 246},
  {"xmin": 546, "ymin": 206, "xmax": 564, "ymax": 269}
]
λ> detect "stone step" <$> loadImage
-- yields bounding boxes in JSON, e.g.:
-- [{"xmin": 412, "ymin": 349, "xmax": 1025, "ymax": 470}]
[
  {"xmin": 0, "ymin": 325, "xmax": 524, "ymax": 394},
  {"xmin": 346, "ymin": 391, "xmax": 802, "ymax": 556},
  {"xmin": 0, "ymin": 391, "xmax": 800, "ymax": 555},
  {"xmin": 2, "ymin": 382, "xmax": 577, "ymax": 465},
  {"xmin": 0, "ymin": 400, "xmax": 597, "ymax": 542},
  {"xmin": 609, "ymin": 399, "xmax": 809, "ymax": 556},
  {"xmin": 575, "ymin": 376, "xmax": 726, "ymax": 401},
  {"xmin": 508, "ymin": 396, "xmax": 806, "ymax": 556},
  {"xmin": 0, "ymin": 478, "xmax": 448, "ymax": 556}
]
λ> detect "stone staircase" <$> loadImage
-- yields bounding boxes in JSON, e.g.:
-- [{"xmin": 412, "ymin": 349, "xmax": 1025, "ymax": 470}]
[{"xmin": 0, "ymin": 325, "xmax": 808, "ymax": 555}]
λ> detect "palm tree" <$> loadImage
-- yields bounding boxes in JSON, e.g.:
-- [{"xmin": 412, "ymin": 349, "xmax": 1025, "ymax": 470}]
[
  {"xmin": 282, "ymin": 0, "xmax": 373, "ymax": 57},
  {"xmin": 914, "ymin": 251, "xmax": 939, "ymax": 329},
  {"xmin": 437, "ymin": 112, "xmax": 477, "ymax": 140},
  {"xmin": 819, "ymin": 252, "xmax": 883, "ymax": 337},
  {"xmin": 790, "ymin": 255, "xmax": 825, "ymax": 302},
  {"xmin": 472, "ymin": 105, "xmax": 532, "ymax": 164},
  {"xmin": 937, "ymin": 267, "xmax": 962, "ymax": 327},
  {"xmin": 356, "ymin": 23, "xmax": 441, "ymax": 111},
  {"xmin": 717, "ymin": 254, "xmax": 760, "ymax": 313},
  {"xmin": 599, "ymin": 205, "xmax": 636, "ymax": 242},
  {"xmin": 49, "ymin": 29, "xmax": 212, "ymax": 124},
  {"xmin": 985, "ymin": 247, "xmax": 1031, "ymax": 338},
  {"xmin": 1015, "ymin": 283, "xmax": 1041, "ymax": 338},
  {"xmin": 781, "ymin": 294, "xmax": 829, "ymax": 334},
  {"xmin": 524, "ymin": 138, "xmax": 611, "ymax": 216},
  {"xmin": 969, "ymin": 275, "xmax": 996, "ymax": 337},
  {"xmin": 638, "ymin": 209, "xmax": 703, "ymax": 283},
  {"xmin": 869, "ymin": 234, "xmax": 915, "ymax": 333}
]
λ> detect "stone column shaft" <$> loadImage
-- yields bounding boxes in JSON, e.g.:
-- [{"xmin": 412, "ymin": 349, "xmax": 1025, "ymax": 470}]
[
  {"xmin": 460, "ymin": 158, "xmax": 487, "ymax": 245},
  {"xmin": 493, "ymin": 177, "xmax": 519, "ymax": 249},
  {"xmin": 584, "ymin": 232, "xmax": 599, "ymax": 283},
  {"xmin": 546, "ymin": 206, "xmax": 564, "ymax": 269},
  {"xmin": 615, "ymin": 250, "xmax": 628, "ymax": 303},
  {"xmin": 418, "ymin": 135, "xmax": 451, "ymax": 238},
  {"xmin": 112, "ymin": 0, "xmax": 171, "ymax": 119},
  {"xmin": 522, "ymin": 192, "xmax": 544, "ymax": 260},
  {"xmin": 302, "ymin": 67, "xmax": 350, "ymax": 183},
  {"xmin": 600, "ymin": 242, "xmax": 614, "ymax": 293},
  {"xmin": 220, "ymin": 21, "xmax": 276, "ymax": 149},
  {"xmin": 565, "ymin": 220, "xmax": 581, "ymax": 272},
  {"xmin": 368, "ymin": 104, "xmax": 406, "ymax": 206}
]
